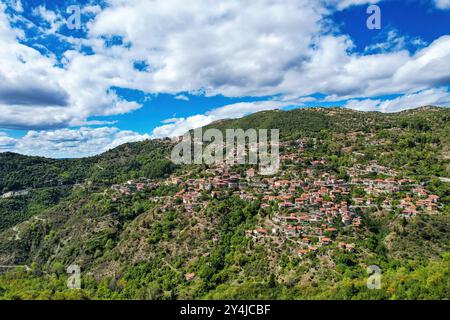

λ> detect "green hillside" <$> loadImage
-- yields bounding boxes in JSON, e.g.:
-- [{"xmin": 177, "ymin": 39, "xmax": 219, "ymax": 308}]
[
  {"xmin": 0, "ymin": 106, "xmax": 448, "ymax": 300},
  {"xmin": 0, "ymin": 139, "xmax": 176, "ymax": 193}
]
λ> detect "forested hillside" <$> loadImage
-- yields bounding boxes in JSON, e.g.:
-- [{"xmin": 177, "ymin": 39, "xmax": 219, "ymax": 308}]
[
  {"xmin": 0, "ymin": 140, "xmax": 176, "ymax": 193},
  {"xmin": 0, "ymin": 106, "xmax": 448, "ymax": 300}
]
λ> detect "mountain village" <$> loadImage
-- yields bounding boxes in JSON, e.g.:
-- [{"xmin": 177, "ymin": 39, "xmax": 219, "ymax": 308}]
[{"xmin": 106, "ymin": 137, "xmax": 443, "ymax": 261}]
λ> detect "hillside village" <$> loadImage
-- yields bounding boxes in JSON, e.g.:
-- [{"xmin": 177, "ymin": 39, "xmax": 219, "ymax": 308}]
[{"xmin": 106, "ymin": 137, "xmax": 443, "ymax": 261}]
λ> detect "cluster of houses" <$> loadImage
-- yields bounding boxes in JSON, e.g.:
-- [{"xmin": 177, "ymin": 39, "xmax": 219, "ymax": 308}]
[
  {"xmin": 105, "ymin": 138, "xmax": 443, "ymax": 259},
  {"xmin": 398, "ymin": 187, "xmax": 440, "ymax": 218},
  {"xmin": 245, "ymin": 172, "xmax": 441, "ymax": 257},
  {"xmin": 247, "ymin": 175, "xmax": 361, "ymax": 256},
  {"xmin": 347, "ymin": 162, "xmax": 398, "ymax": 177},
  {"xmin": 110, "ymin": 180, "xmax": 159, "ymax": 199}
]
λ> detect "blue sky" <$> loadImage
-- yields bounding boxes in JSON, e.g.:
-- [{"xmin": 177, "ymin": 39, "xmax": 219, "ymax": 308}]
[{"xmin": 0, "ymin": 0, "xmax": 449, "ymax": 157}]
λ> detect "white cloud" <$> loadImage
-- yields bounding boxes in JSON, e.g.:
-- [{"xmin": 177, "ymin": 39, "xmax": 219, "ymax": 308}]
[
  {"xmin": 152, "ymin": 115, "xmax": 214, "ymax": 138},
  {"xmin": 326, "ymin": 0, "xmax": 381, "ymax": 10},
  {"xmin": 32, "ymin": 5, "xmax": 65, "ymax": 34},
  {"xmin": 0, "ymin": 127, "xmax": 150, "ymax": 158},
  {"xmin": 393, "ymin": 36, "xmax": 450, "ymax": 88},
  {"xmin": 365, "ymin": 29, "xmax": 427, "ymax": 53},
  {"xmin": 174, "ymin": 94, "xmax": 189, "ymax": 101},
  {"xmin": 12, "ymin": 0, "xmax": 23, "ymax": 13},
  {"xmin": 86, "ymin": 0, "xmax": 450, "ymax": 101},
  {"xmin": 0, "ymin": 4, "xmax": 142, "ymax": 130},
  {"xmin": 207, "ymin": 100, "xmax": 294, "ymax": 119},
  {"xmin": 287, "ymin": 34, "xmax": 450, "ymax": 99},
  {"xmin": 152, "ymin": 99, "xmax": 298, "ymax": 138},
  {"xmin": 82, "ymin": 5, "xmax": 102, "ymax": 15},
  {"xmin": 434, "ymin": 0, "xmax": 450, "ymax": 9},
  {"xmin": 84, "ymin": 0, "xmax": 445, "ymax": 101},
  {"xmin": 102, "ymin": 129, "xmax": 151, "ymax": 151},
  {"xmin": 0, "ymin": 0, "xmax": 449, "ymax": 136},
  {"xmin": 2, "ymin": 0, "xmax": 24, "ymax": 13},
  {"xmin": 344, "ymin": 88, "xmax": 450, "ymax": 113},
  {"xmin": 86, "ymin": 0, "xmax": 325, "ymax": 97},
  {"xmin": 0, "ymin": 131, "xmax": 17, "ymax": 150}
]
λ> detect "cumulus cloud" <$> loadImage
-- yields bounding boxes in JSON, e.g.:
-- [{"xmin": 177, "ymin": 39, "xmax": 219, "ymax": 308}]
[
  {"xmin": 0, "ymin": 73, "xmax": 69, "ymax": 106},
  {"xmin": 0, "ymin": 0, "xmax": 449, "ymax": 158},
  {"xmin": 1, "ymin": 0, "xmax": 327, "ymax": 130},
  {"xmin": 86, "ymin": 0, "xmax": 325, "ymax": 97},
  {"xmin": 32, "ymin": 5, "xmax": 65, "ymax": 34},
  {"xmin": 0, "ymin": 4, "xmax": 142, "ymax": 130},
  {"xmin": 296, "ymin": 34, "xmax": 450, "ymax": 99},
  {"xmin": 174, "ymin": 95, "xmax": 189, "ymax": 101},
  {"xmin": 152, "ymin": 115, "xmax": 215, "ymax": 138},
  {"xmin": 152, "ymin": 99, "xmax": 298, "ymax": 138},
  {"xmin": 325, "ymin": 0, "xmax": 381, "ymax": 10},
  {"xmin": 434, "ymin": 0, "xmax": 450, "ymax": 9},
  {"xmin": 86, "ymin": 1, "xmax": 450, "ymax": 100},
  {"xmin": 0, "ymin": 132, "xmax": 17, "ymax": 150},
  {"xmin": 11, "ymin": 0, "xmax": 23, "ymax": 12},
  {"xmin": 207, "ymin": 100, "xmax": 295, "ymax": 119},
  {"xmin": 393, "ymin": 36, "xmax": 450, "ymax": 88},
  {"xmin": 344, "ymin": 88, "xmax": 450, "ymax": 112},
  {"xmin": 1, "ymin": 127, "xmax": 150, "ymax": 158},
  {"xmin": 364, "ymin": 29, "xmax": 427, "ymax": 53}
]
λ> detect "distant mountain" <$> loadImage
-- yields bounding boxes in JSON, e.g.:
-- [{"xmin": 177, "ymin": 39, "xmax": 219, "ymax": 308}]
[{"xmin": 0, "ymin": 139, "xmax": 176, "ymax": 193}]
